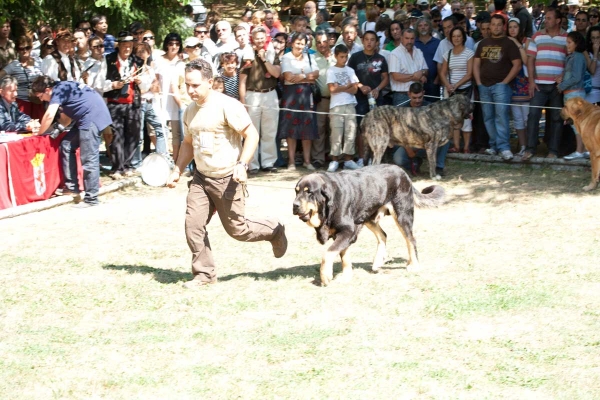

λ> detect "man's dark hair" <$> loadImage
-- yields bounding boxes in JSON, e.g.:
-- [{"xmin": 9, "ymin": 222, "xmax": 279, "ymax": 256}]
[
  {"xmin": 494, "ymin": 0, "xmax": 507, "ymax": 12},
  {"xmin": 452, "ymin": 13, "xmax": 466, "ymax": 23},
  {"xmin": 195, "ymin": 22, "xmax": 207, "ymax": 29},
  {"xmin": 90, "ymin": 15, "xmax": 107, "ymax": 30},
  {"xmin": 430, "ymin": 9, "xmax": 442, "ymax": 19},
  {"xmin": 443, "ymin": 15, "xmax": 458, "ymax": 26},
  {"xmin": 292, "ymin": 15, "xmax": 310, "ymax": 25},
  {"xmin": 409, "ymin": 81, "xmax": 424, "ymax": 94},
  {"xmin": 576, "ymin": 10, "xmax": 588, "ymax": 19},
  {"xmin": 31, "ymin": 75, "xmax": 55, "ymax": 93},
  {"xmin": 183, "ymin": 4, "xmax": 193, "ymax": 15},
  {"xmin": 75, "ymin": 20, "xmax": 90, "ymax": 29},
  {"xmin": 546, "ymin": 7, "xmax": 563, "ymax": 22},
  {"xmin": 185, "ymin": 59, "xmax": 214, "ymax": 80},
  {"xmin": 490, "ymin": 14, "xmax": 506, "ymax": 25},
  {"xmin": 274, "ymin": 32, "xmax": 288, "ymax": 42},
  {"xmin": 128, "ymin": 21, "xmax": 144, "ymax": 34},
  {"xmin": 363, "ymin": 30, "xmax": 379, "ymax": 41},
  {"xmin": 317, "ymin": 9, "xmax": 330, "ymax": 21},
  {"xmin": 334, "ymin": 43, "xmax": 349, "ymax": 55}
]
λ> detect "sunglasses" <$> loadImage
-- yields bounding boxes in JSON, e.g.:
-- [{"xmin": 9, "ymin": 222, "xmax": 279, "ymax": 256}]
[
  {"xmin": 433, "ymin": 19, "xmax": 441, "ymax": 23},
  {"xmin": 142, "ymin": 36, "xmax": 154, "ymax": 41},
  {"xmin": 92, "ymin": 44, "xmax": 105, "ymax": 49},
  {"xmin": 168, "ymin": 42, "xmax": 180, "ymax": 47},
  {"xmin": 195, "ymin": 30, "xmax": 208, "ymax": 34},
  {"xmin": 17, "ymin": 46, "xmax": 32, "ymax": 51},
  {"xmin": 591, "ymin": 14, "xmax": 600, "ymax": 18},
  {"xmin": 186, "ymin": 44, "xmax": 201, "ymax": 49}
]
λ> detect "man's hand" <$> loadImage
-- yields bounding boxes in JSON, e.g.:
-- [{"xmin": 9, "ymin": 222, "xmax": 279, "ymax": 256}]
[
  {"xmin": 360, "ymin": 85, "xmax": 371, "ymax": 95},
  {"xmin": 233, "ymin": 163, "xmax": 247, "ymax": 183},
  {"xmin": 134, "ymin": 75, "xmax": 142, "ymax": 85},
  {"xmin": 26, "ymin": 119, "xmax": 41, "ymax": 134},
  {"xmin": 166, "ymin": 169, "xmax": 181, "ymax": 188},
  {"xmin": 371, "ymin": 87, "xmax": 380, "ymax": 99},
  {"xmin": 528, "ymin": 82, "xmax": 539, "ymax": 98}
]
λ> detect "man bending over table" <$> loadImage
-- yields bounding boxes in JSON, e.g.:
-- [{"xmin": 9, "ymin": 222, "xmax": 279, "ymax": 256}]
[{"xmin": 31, "ymin": 75, "xmax": 112, "ymax": 208}]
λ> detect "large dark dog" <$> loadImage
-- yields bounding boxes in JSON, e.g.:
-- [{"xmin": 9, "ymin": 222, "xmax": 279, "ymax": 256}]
[
  {"xmin": 292, "ymin": 164, "xmax": 445, "ymax": 286},
  {"xmin": 361, "ymin": 94, "xmax": 472, "ymax": 179}
]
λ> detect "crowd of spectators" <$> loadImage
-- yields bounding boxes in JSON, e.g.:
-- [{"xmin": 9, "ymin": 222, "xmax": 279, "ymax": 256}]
[{"xmin": 0, "ymin": 0, "xmax": 598, "ymax": 185}]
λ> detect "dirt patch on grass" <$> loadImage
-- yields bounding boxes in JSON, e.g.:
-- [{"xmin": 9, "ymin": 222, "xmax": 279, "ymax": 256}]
[{"xmin": 1, "ymin": 162, "xmax": 599, "ymax": 399}]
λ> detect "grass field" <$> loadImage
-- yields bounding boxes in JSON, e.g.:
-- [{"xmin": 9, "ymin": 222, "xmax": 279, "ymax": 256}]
[{"xmin": 1, "ymin": 162, "xmax": 599, "ymax": 399}]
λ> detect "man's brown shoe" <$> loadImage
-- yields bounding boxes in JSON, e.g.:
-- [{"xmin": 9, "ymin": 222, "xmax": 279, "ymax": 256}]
[
  {"xmin": 271, "ymin": 223, "xmax": 288, "ymax": 258},
  {"xmin": 182, "ymin": 278, "xmax": 217, "ymax": 289}
]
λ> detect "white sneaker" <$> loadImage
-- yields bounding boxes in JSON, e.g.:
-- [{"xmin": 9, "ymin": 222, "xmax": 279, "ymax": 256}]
[
  {"xmin": 344, "ymin": 160, "xmax": 361, "ymax": 170},
  {"xmin": 327, "ymin": 161, "xmax": 339, "ymax": 172},
  {"xmin": 583, "ymin": 151, "xmax": 590, "ymax": 159},
  {"xmin": 356, "ymin": 158, "xmax": 364, "ymax": 168},
  {"xmin": 500, "ymin": 150, "xmax": 514, "ymax": 161},
  {"xmin": 484, "ymin": 148, "xmax": 497, "ymax": 156},
  {"xmin": 564, "ymin": 151, "xmax": 584, "ymax": 160}
]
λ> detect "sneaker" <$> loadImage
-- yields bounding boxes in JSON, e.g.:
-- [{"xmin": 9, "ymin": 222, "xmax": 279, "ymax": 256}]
[
  {"xmin": 71, "ymin": 202, "xmax": 98, "ymax": 209},
  {"xmin": 344, "ymin": 160, "xmax": 361, "ymax": 170},
  {"xmin": 303, "ymin": 163, "xmax": 316, "ymax": 171},
  {"xmin": 516, "ymin": 146, "xmax": 526, "ymax": 157},
  {"xmin": 564, "ymin": 151, "xmax": 584, "ymax": 160},
  {"xmin": 287, "ymin": 164, "xmax": 296, "ymax": 171},
  {"xmin": 271, "ymin": 223, "xmax": 288, "ymax": 258},
  {"xmin": 327, "ymin": 161, "xmax": 339, "ymax": 172},
  {"xmin": 484, "ymin": 148, "xmax": 497, "ymax": 156},
  {"xmin": 435, "ymin": 167, "xmax": 446, "ymax": 177},
  {"xmin": 583, "ymin": 151, "xmax": 590, "ymax": 159},
  {"xmin": 182, "ymin": 278, "xmax": 217, "ymax": 289},
  {"xmin": 500, "ymin": 150, "xmax": 514, "ymax": 161},
  {"xmin": 356, "ymin": 158, "xmax": 364, "ymax": 168}
]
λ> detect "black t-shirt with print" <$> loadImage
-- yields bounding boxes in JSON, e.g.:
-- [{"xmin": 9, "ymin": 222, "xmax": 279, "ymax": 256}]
[{"xmin": 348, "ymin": 51, "xmax": 389, "ymax": 102}]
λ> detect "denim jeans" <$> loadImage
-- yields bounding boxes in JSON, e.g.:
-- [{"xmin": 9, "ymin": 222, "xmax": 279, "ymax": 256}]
[
  {"xmin": 392, "ymin": 142, "xmax": 449, "ymax": 170},
  {"xmin": 526, "ymin": 83, "xmax": 563, "ymax": 155},
  {"xmin": 478, "ymin": 83, "xmax": 512, "ymax": 152},
  {"xmin": 60, "ymin": 122, "xmax": 101, "ymax": 204},
  {"xmin": 132, "ymin": 101, "xmax": 167, "ymax": 168}
]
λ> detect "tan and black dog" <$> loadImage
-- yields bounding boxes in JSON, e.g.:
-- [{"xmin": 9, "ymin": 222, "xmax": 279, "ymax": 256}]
[
  {"xmin": 361, "ymin": 94, "xmax": 472, "ymax": 180},
  {"xmin": 561, "ymin": 97, "xmax": 600, "ymax": 191},
  {"xmin": 293, "ymin": 164, "xmax": 445, "ymax": 286}
]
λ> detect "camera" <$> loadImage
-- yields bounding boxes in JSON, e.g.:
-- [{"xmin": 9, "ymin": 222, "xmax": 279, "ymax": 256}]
[{"xmin": 49, "ymin": 122, "xmax": 66, "ymax": 139}]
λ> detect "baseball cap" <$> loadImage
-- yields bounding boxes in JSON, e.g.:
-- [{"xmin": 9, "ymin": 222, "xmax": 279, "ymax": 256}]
[
  {"xmin": 416, "ymin": 0, "xmax": 429, "ymax": 6},
  {"xmin": 184, "ymin": 37, "xmax": 201, "ymax": 47},
  {"xmin": 410, "ymin": 9, "xmax": 424, "ymax": 18}
]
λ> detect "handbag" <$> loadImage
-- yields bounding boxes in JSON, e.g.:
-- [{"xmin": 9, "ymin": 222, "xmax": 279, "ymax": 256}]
[{"xmin": 307, "ymin": 52, "xmax": 322, "ymax": 104}]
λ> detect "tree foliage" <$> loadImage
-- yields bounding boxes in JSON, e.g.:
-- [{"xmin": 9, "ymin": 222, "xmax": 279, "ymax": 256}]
[{"xmin": 2, "ymin": 0, "xmax": 191, "ymax": 43}]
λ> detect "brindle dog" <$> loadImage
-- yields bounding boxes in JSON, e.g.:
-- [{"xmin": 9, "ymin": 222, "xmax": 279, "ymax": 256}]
[
  {"xmin": 293, "ymin": 164, "xmax": 445, "ymax": 286},
  {"xmin": 361, "ymin": 94, "xmax": 473, "ymax": 180}
]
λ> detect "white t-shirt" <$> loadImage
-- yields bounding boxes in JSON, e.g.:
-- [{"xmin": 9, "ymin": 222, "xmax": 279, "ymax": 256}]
[
  {"xmin": 326, "ymin": 65, "xmax": 359, "ymax": 109},
  {"xmin": 442, "ymin": 47, "xmax": 474, "ymax": 89}
]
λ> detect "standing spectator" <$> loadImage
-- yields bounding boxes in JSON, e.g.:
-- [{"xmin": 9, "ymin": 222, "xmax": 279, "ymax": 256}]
[
  {"xmin": 81, "ymin": 37, "xmax": 109, "ymax": 95},
  {"xmin": 239, "ymin": 27, "xmax": 281, "ymax": 173},
  {"xmin": 312, "ymin": 31, "xmax": 336, "ymax": 169},
  {"xmin": 234, "ymin": 26, "xmax": 255, "ymax": 69},
  {"xmin": 465, "ymin": 2, "xmax": 477, "ymax": 31},
  {"xmin": 522, "ymin": 8, "xmax": 567, "ymax": 161},
  {"xmin": 41, "ymin": 30, "xmax": 81, "ymax": 83},
  {"xmin": 573, "ymin": 11, "xmax": 588, "ymax": 37},
  {"xmin": 90, "ymin": 15, "xmax": 116, "ymax": 55},
  {"xmin": 532, "ymin": 3, "xmax": 545, "ymax": 33},
  {"xmin": 362, "ymin": 6, "xmax": 379, "ymax": 34},
  {"xmin": 326, "ymin": 44, "xmax": 360, "ymax": 172},
  {"xmin": 433, "ymin": 0, "xmax": 452, "ymax": 19},
  {"xmin": 278, "ymin": 33, "xmax": 319, "ymax": 170},
  {"xmin": 566, "ymin": 0, "xmax": 579, "ymax": 22},
  {"xmin": 439, "ymin": 27, "xmax": 474, "ymax": 153},
  {"xmin": 316, "ymin": 9, "xmax": 333, "ymax": 32},
  {"xmin": 474, "ymin": 14, "xmax": 522, "ymax": 160},
  {"xmin": 491, "ymin": 0, "xmax": 510, "ymax": 26},
  {"xmin": 349, "ymin": 30, "xmax": 389, "ymax": 165},
  {"xmin": 585, "ymin": 26, "xmax": 600, "ymax": 106},
  {"xmin": 340, "ymin": 23, "xmax": 364, "ymax": 57},
  {"xmin": 265, "ymin": 10, "xmax": 280, "ymax": 38},
  {"xmin": 415, "ymin": 17, "xmax": 441, "ymax": 101},
  {"xmin": 416, "ymin": 0, "xmax": 430, "ymax": 13},
  {"xmin": 384, "ymin": 20, "xmax": 403, "ymax": 51},
  {"xmin": 74, "ymin": 29, "xmax": 91, "ymax": 64},
  {"xmin": 0, "ymin": 36, "xmax": 44, "ymax": 119},
  {"xmin": 141, "ymin": 30, "xmax": 164, "ymax": 60},
  {"xmin": 558, "ymin": 32, "xmax": 587, "ymax": 160},
  {"xmin": 507, "ymin": 17, "xmax": 530, "ymax": 156},
  {"xmin": 0, "ymin": 18, "xmax": 15, "ymax": 70},
  {"xmin": 32, "ymin": 76, "xmax": 112, "ymax": 207},
  {"xmin": 218, "ymin": 53, "xmax": 240, "ymax": 99},
  {"xmin": 304, "ymin": 1, "xmax": 318, "ymax": 31},
  {"xmin": 587, "ymin": 8, "xmax": 599, "ymax": 31},
  {"xmin": 389, "ymin": 28, "xmax": 428, "ymax": 106},
  {"xmin": 213, "ymin": 21, "xmax": 239, "ymax": 62},
  {"xmin": 76, "ymin": 21, "xmax": 93, "ymax": 38},
  {"xmin": 193, "ymin": 23, "xmax": 217, "ymax": 56},
  {"xmin": 156, "ymin": 33, "xmax": 185, "ymax": 164},
  {"xmin": 32, "ymin": 25, "xmax": 53, "ymax": 58},
  {"xmin": 165, "ymin": 59, "xmax": 288, "ymax": 289},
  {"xmin": 207, "ymin": 11, "xmax": 221, "ymax": 43},
  {"xmin": 430, "ymin": 9, "xmax": 444, "ymax": 38},
  {"xmin": 511, "ymin": 0, "xmax": 533, "ymax": 38},
  {"xmin": 104, "ymin": 32, "xmax": 148, "ymax": 179},
  {"xmin": 375, "ymin": 15, "xmax": 391, "ymax": 50}
]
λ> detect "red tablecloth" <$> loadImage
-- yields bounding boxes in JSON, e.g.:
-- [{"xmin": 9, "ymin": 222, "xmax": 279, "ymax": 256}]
[{"xmin": 0, "ymin": 135, "xmax": 82, "ymax": 210}]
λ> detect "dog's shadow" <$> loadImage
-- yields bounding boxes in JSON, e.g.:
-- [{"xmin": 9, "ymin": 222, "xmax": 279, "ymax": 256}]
[{"xmin": 102, "ymin": 257, "xmax": 408, "ymax": 285}]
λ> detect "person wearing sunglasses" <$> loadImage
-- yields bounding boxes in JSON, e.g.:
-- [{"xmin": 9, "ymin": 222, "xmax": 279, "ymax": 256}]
[
  {"xmin": 90, "ymin": 14, "xmax": 116, "ymax": 55},
  {"xmin": 81, "ymin": 36, "xmax": 109, "ymax": 95},
  {"xmin": 0, "ymin": 35, "xmax": 44, "ymax": 119},
  {"xmin": 193, "ymin": 22, "xmax": 216, "ymax": 56}
]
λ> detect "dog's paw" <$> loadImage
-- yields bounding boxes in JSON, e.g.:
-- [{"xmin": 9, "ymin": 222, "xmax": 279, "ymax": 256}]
[
  {"xmin": 334, "ymin": 271, "xmax": 353, "ymax": 283},
  {"xmin": 320, "ymin": 273, "xmax": 333, "ymax": 287},
  {"xmin": 583, "ymin": 183, "xmax": 598, "ymax": 192}
]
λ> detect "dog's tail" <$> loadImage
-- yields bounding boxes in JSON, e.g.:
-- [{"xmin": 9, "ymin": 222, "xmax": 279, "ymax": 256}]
[{"xmin": 413, "ymin": 185, "xmax": 445, "ymax": 208}]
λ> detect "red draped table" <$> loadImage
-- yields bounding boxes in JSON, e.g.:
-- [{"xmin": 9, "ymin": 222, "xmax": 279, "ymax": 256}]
[{"xmin": 0, "ymin": 134, "xmax": 82, "ymax": 210}]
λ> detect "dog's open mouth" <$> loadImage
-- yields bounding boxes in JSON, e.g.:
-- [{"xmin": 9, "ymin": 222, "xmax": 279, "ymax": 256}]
[{"xmin": 297, "ymin": 210, "xmax": 312, "ymax": 222}]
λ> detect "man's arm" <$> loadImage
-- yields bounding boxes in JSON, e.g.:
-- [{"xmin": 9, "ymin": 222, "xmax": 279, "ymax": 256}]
[
  {"xmin": 502, "ymin": 58, "xmax": 522, "ymax": 85},
  {"xmin": 37, "ymin": 103, "xmax": 60, "ymax": 135},
  {"xmin": 232, "ymin": 122, "xmax": 259, "ymax": 183},
  {"xmin": 167, "ymin": 134, "xmax": 194, "ymax": 188},
  {"xmin": 527, "ymin": 54, "xmax": 538, "ymax": 97},
  {"xmin": 473, "ymin": 57, "xmax": 482, "ymax": 86},
  {"xmin": 239, "ymin": 73, "xmax": 248, "ymax": 105}
]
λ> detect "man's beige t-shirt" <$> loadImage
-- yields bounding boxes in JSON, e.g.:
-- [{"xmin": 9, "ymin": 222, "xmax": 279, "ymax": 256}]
[{"xmin": 183, "ymin": 91, "xmax": 252, "ymax": 178}]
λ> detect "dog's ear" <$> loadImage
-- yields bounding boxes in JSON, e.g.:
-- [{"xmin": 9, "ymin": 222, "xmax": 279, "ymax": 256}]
[
  {"xmin": 571, "ymin": 98, "xmax": 584, "ymax": 118},
  {"xmin": 317, "ymin": 176, "xmax": 336, "ymax": 221}
]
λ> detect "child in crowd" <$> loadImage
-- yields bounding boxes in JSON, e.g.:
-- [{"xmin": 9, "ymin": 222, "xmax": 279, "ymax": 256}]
[
  {"xmin": 557, "ymin": 31, "xmax": 588, "ymax": 160},
  {"xmin": 326, "ymin": 44, "xmax": 360, "ymax": 172},
  {"xmin": 212, "ymin": 76, "xmax": 225, "ymax": 93},
  {"xmin": 218, "ymin": 52, "xmax": 240, "ymax": 100}
]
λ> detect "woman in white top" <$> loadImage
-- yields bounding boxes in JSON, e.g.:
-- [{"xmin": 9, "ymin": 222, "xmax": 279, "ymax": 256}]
[
  {"xmin": 439, "ymin": 27, "xmax": 474, "ymax": 154},
  {"xmin": 155, "ymin": 33, "xmax": 185, "ymax": 163},
  {"xmin": 278, "ymin": 33, "xmax": 319, "ymax": 170}
]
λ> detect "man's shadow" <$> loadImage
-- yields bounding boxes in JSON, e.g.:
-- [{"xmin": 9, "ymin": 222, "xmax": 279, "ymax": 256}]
[{"xmin": 102, "ymin": 257, "xmax": 407, "ymax": 285}]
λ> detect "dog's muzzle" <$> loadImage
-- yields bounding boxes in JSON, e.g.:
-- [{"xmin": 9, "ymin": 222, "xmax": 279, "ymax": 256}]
[{"xmin": 293, "ymin": 200, "xmax": 311, "ymax": 222}]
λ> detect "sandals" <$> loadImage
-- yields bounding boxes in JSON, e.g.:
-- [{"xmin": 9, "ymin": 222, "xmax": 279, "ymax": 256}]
[
  {"xmin": 521, "ymin": 151, "xmax": 533, "ymax": 161},
  {"xmin": 448, "ymin": 147, "xmax": 460, "ymax": 154}
]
